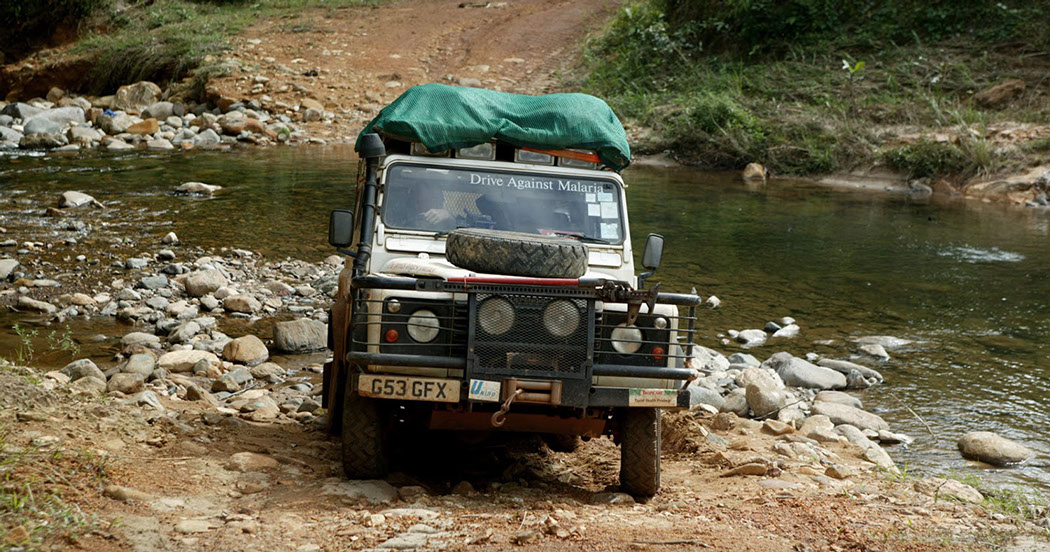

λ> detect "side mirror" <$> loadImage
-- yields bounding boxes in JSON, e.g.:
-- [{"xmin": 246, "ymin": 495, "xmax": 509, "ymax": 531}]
[
  {"xmin": 329, "ymin": 209, "xmax": 354, "ymax": 248},
  {"xmin": 641, "ymin": 233, "xmax": 664, "ymax": 271}
]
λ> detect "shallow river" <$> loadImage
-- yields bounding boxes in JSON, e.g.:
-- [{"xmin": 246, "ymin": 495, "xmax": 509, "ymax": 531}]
[{"xmin": 1, "ymin": 146, "xmax": 1047, "ymax": 490}]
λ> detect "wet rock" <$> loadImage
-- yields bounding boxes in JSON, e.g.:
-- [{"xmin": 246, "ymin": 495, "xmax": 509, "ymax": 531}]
[
  {"xmin": 813, "ymin": 390, "xmax": 862, "ymax": 409},
  {"xmin": 176, "ymin": 181, "xmax": 222, "ymax": 195},
  {"xmin": 771, "ymin": 324, "xmax": 799, "ymax": 338},
  {"xmin": 877, "ymin": 429, "xmax": 913, "ymax": 445},
  {"xmin": 2, "ymin": 102, "xmax": 43, "ymax": 119},
  {"xmin": 23, "ymin": 117, "xmax": 62, "ymax": 136},
  {"xmin": 914, "ymin": 478, "xmax": 984, "ymax": 504},
  {"xmin": 147, "ymin": 138, "xmax": 174, "ymax": 150},
  {"xmin": 193, "ymin": 129, "xmax": 221, "ymax": 147},
  {"xmin": 735, "ymin": 329, "xmax": 766, "ymax": 347},
  {"xmin": 853, "ymin": 335, "xmax": 913, "ymax": 349},
  {"xmin": 273, "ymin": 318, "xmax": 327, "ymax": 352},
  {"xmin": 59, "ymin": 191, "xmax": 96, "ymax": 208},
  {"xmin": 60, "ymin": 358, "xmax": 105, "ymax": 382},
  {"xmin": 162, "ymin": 231, "xmax": 180, "ymax": 245},
  {"xmin": 17, "ymin": 295, "xmax": 57, "ymax": 314},
  {"xmin": 764, "ymin": 352, "xmax": 846, "ymax": 390},
  {"xmin": 224, "ymin": 294, "xmax": 261, "ymax": 314},
  {"xmin": 957, "ymin": 431, "xmax": 1032, "ymax": 465},
  {"xmin": 223, "ymin": 334, "xmax": 269, "ymax": 366},
  {"xmin": 183, "ymin": 269, "xmax": 227, "ymax": 297},
  {"xmin": 811, "ymin": 402, "xmax": 888, "ymax": 432},
  {"xmin": 114, "ymin": 81, "xmax": 162, "ymax": 112},
  {"xmin": 745, "ymin": 383, "xmax": 784, "ymax": 418},
  {"xmin": 98, "ymin": 112, "xmax": 135, "ymax": 134},
  {"xmin": 742, "ymin": 162, "xmax": 768, "ymax": 181},
  {"xmin": 157, "ymin": 350, "xmax": 220, "ymax": 373},
  {"xmin": 857, "ymin": 343, "xmax": 890, "ymax": 361},
  {"xmin": 320, "ymin": 479, "xmax": 398, "ymax": 504},
  {"xmin": 817, "ymin": 359, "xmax": 883, "ymax": 383},
  {"xmin": 107, "ymin": 373, "xmax": 145, "ymax": 394}
]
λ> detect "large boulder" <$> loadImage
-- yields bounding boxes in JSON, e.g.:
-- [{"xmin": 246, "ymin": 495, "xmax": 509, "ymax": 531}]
[
  {"xmin": 745, "ymin": 383, "xmax": 783, "ymax": 418},
  {"xmin": 22, "ymin": 117, "xmax": 61, "ymax": 136},
  {"xmin": 183, "ymin": 269, "xmax": 227, "ymax": 297},
  {"xmin": 0, "ymin": 126, "xmax": 24, "ymax": 143},
  {"xmin": 764, "ymin": 352, "xmax": 846, "ymax": 390},
  {"xmin": 157, "ymin": 350, "xmax": 220, "ymax": 373},
  {"xmin": 114, "ymin": 81, "xmax": 162, "ymax": 112},
  {"xmin": 1, "ymin": 102, "xmax": 43, "ymax": 120},
  {"xmin": 223, "ymin": 334, "xmax": 269, "ymax": 366},
  {"xmin": 736, "ymin": 366, "xmax": 784, "ymax": 390},
  {"xmin": 957, "ymin": 432, "xmax": 1032, "ymax": 465},
  {"xmin": 273, "ymin": 319, "xmax": 327, "ymax": 352},
  {"xmin": 811, "ymin": 401, "xmax": 889, "ymax": 432},
  {"xmin": 25, "ymin": 107, "xmax": 85, "ymax": 127}
]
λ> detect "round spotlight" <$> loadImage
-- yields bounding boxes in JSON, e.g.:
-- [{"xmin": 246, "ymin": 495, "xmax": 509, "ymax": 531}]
[
  {"xmin": 543, "ymin": 300, "xmax": 580, "ymax": 337},
  {"xmin": 406, "ymin": 309, "xmax": 440, "ymax": 342},
  {"xmin": 478, "ymin": 297, "xmax": 515, "ymax": 335},
  {"xmin": 610, "ymin": 324, "xmax": 643, "ymax": 354}
]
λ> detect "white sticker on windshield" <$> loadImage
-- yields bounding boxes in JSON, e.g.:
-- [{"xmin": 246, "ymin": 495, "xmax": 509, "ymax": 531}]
[
  {"xmin": 600, "ymin": 202, "xmax": 618, "ymax": 219},
  {"xmin": 597, "ymin": 192, "xmax": 614, "ymax": 202},
  {"xmin": 588, "ymin": 204, "xmax": 601, "ymax": 217},
  {"xmin": 585, "ymin": 193, "xmax": 596, "ymax": 203},
  {"xmin": 601, "ymin": 222, "xmax": 619, "ymax": 240}
]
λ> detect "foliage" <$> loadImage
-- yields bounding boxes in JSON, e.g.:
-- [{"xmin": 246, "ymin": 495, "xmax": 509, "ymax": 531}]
[
  {"xmin": 883, "ymin": 140, "xmax": 967, "ymax": 178},
  {"xmin": 0, "ymin": 0, "xmax": 110, "ymax": 60},
  {"xmin": 10, "ymin": 323, "xmax": 80, "ymax": 366}
]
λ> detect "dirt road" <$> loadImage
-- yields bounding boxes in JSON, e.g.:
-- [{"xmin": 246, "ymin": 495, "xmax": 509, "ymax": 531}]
[{"xmin": 206, "ymin": 0, "xmax": 618, "ymax": 143}]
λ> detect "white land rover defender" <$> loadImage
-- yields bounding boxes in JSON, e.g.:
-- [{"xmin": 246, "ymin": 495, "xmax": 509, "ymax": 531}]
[{"xmin": 323, "ymin": 84, "xmax": 700, "ymax": 497}]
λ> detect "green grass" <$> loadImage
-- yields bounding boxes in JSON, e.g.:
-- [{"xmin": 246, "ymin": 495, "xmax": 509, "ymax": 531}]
[
  {"xmin": 582, "ymin": 2, "xmax": 1050, "ymax": 178},
  {"xmin": 58, "ymin": 0, "xmax": 385, "ymax": 95}
]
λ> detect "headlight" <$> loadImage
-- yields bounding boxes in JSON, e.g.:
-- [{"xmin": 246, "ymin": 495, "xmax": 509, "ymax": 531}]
[
  {"xmin": 542, "ymin": 300, "xmax": 580, "ymax": 337},
  {"xmin": 406, "ymin": 309, "xmax": 440, "ymax": 342},
  {"xmin": 610, "ymin": 324, "xmax": 643, "ymax": 354},
  {"xmin": 478, "ymin": 297, "xmax": 514, "ymax": 335}
]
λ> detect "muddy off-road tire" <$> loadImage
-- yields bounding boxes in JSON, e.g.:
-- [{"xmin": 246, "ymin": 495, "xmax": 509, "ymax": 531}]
[
  {"xmin": 445, "ymin": 228, "xmax": 588, "ymax": 278},
  {"xmin": 619, "ymin": 408, "xmax": 661, "ymax": 498},
  {"xmin": 341, "ymin": 387, "xmax": 387, "ymax": 479}
]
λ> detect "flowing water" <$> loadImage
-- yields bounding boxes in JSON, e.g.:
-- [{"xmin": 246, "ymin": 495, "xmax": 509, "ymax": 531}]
[{"xmin": 1, "ymin": 146, "xmax": 1047, "ymax": 490}]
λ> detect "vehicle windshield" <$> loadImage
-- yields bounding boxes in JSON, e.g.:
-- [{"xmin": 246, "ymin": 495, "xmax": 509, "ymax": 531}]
[{"xmin": 381, "ymin": 163, "xmax": 625, "ymax": 243}]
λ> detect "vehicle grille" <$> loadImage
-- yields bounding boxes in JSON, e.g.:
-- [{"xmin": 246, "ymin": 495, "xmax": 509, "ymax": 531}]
[{"xmin": 472, "ymin": 293, "xmax": 590, "ymax": 378}]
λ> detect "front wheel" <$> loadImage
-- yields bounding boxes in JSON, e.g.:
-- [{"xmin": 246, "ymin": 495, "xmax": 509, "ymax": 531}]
[
  {"xmin": 619, "ymin": 408, "xmax": 661, "ymax": 498},
  {"xmin": 341, "ymin": 387, "xmax": 387, "ymax": 479}
]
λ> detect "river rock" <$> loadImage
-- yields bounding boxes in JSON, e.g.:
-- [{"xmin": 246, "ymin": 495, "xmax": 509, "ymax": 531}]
[
  {"xmin": 735, "ymin": 329, "xmax": 767, "ymax": 347},
  {"xmin": 817, "ymin": 359, "xmax": 883, "ymax": 382},
  {"xmin": 144, "ymin": 101, "xmax": 175, "ymax": 120},
  {"xmin": 863, "ymin": 444, "xmax": 898, "ymax": 472},
  {"xmin": 26, "ymin": 107, "xmax": 85, "ymax": 127},
  {"xmin": 728, "ymin": 352, "xmax": 759, "ymax": 367},
  {"xmin": 17, "ymin": 296, "xmax": 57, "ymax": 314},
  {"xmin": 249, "ymin": 362, "xmax": 285, "ymax": 379},
  {"xmin": 157, "ymin": 350, "xmax": 219, "ymax": 373},
  {"xmin": 690, "ymin": 346, "xmax": 729, "ymax": 373},
  {"xmin": 121, "ymin": 353, "xmax": 156, "ymax": 376},
  {"xmin": 742, "ymin": 162, "xmax": 767, "ymax": 181},
  {"xmin": 137, "ymin": 274, "xmax": 168, "ymax": 290},
  {"xmin": 0, "ymin": 126, "xmax": 23, "ymax": 143},
  {"xmin": 59, "ymin": 191, "xmax": 96, "ymax": 208},
  {"xmin": 176, "ymin": 181, "xmax": 222, "ymax": 195},
  {"xmin": 20, "ymin": 133, "xmax": 68, "ymax": 149},
  {"xmin": 68, "ymin": 126, "xmax": 102, "ymax": 143},
  {"xmin": 223, "ymin": 334, "xmax": 269, "ymax": 366},
  {"xmin": 745, "ymin": 383, "xmax": 784, "ymax": 418},
  {"xmin": 162, "ymin": 231, "xmax": 180, "ymax": 244},
  {"xmin": 193, "ymin": 128, "xmax": 221, "ymax": 147},
  {"xmin": 737, "ymin": 366, "xmax": 784, "ymax": 390},
  {"xmin": 127, "ymin": 118, "xmax": 159, "ymax": 135},
  {"xmin": 811, "ymin": 402, "xmax": 888, "ymax": 432},
  {"xmin": 813, "ymin": 390, "xmax": 862, "ymax": 409},
  {"xmin": 854, "ymin": 336, "xmax": 912, "ymax": 350},
  {"xmin": 23, "ymin": 117, "xmax": 62, "ymax": 136},
  {"xmin": 106, "ymin": 139, "xmax": 134, "ymax": 151},
  {"xmin": 857, "ymin": 343, "xmax": 890, "ymax": 361},
  {"xmin": 107, "ymin": 373, "xmax": 145, "ymax": 394},
  {"xmin": 914, "ymin": 478, "xmax": 984, "ymax": 504},
  {"xmin": 183, "ymin": 269, "xmax": 227, "ymax": 297},
  {"xmin": 273, "ymin": 319, "xmax": 327, "ymax": 352},
  {"xmin": 70, "ymin": 376, "xmax": 107, "ymax": 396},
  {"xmin": 168, "ymin": 321, "xmax": 200, "ymax": 344},
  {"xmin": 147, "ymin": 138, "xmax": 174, "ymax": 151},
  {"xmin": 764, "ymin": 352, "xmax": 846, "ymax": 389},
  {"xmin": 798, "ymin": 415, "xmax": 841, "ymax": 443},
  {"xmin": 97, "ymin": 112, "xmax": 135, "ymax": 134},
  {"xmin": 62, "ymin": 359, "xmax": 105, "ymax": 382},
  {"xmin": 224, "ymin": 294, "xmax": 260, "ymax": 314},
  {"xmin": 687, "ymin": 386, "xmax": 725, "ymax": 410},
  {"xmin": 0, "ymin": 259, "xmax": 19, "ymax": 280},
  {"xmin": 122, "ymin": 331, "xmax": 161, "ymax": 350},
  {"xmin": 114, "ymin": 81, "xmax": 162, "ymax": 112},
  {"xmin": 2, "ymin": 102, "xmax": 43, "ymax": 120},
  {"xmin": 957, "ymin": 432, "xmax": 1032, "ymax": 465},
  {"xmin": 772, "ymin": 324, "xmax": 799, "ymax": 338}
]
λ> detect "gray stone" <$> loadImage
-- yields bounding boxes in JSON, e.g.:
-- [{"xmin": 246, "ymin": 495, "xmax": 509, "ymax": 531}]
[
  {"xmin": 121, "ymin": 353, "xmax": 156, "ymax": 376},
  {"xmin": 686, "ymin": 386, "xmax": 725, "ymax": 410},
  {"xmin": 25, "ymin": 107, "xmax": 85, "ymax": 127},
  {"xmin": 125, "ymin": 257, "xmax": 149, "ymax": 269},
  {"xmin": 122, "ymin": 331, "xmax": 161, "ymax": 349},
  {"xmin": 814, "ymin": 390, "xmax": 862, "ymax": 409},
  {"xmin": 193, "ymin": 128, "xmax": 221, "ymax": 146},
  {"xmin": 857, "ymin": 343, "xmax": 890, "ymax": 361},
  {"xmin": 106, "ymin": 139, "xmax": 134, "ymax": 151},
  {"xmin": 727, "ymin": 353, "xmax": 759, "ymax": 367},
  {"xmin": 862, "ymin": 444, "xmax": 898, "ymax": 472},
  {"xmin": 168, "ymin": 321, "xmax": 200, "ymax": 344},
  {"xmin": 835, "ymin": 424, "xmax": 875, "ymax": 449},
  {"xmin": 114, "ymin": 81, "xmax": 162, "ymax": 112},
  {"xmin": 817, "ymin": 359, "xmax": 884, "ymax": 382},
  {"xmin": 811, "ymin": 402, "xmax": 889, "ymax": 432},
  {"xmin": 200, "ymin": 294, "xmax": 220, "ymax": 311},
  {"xmin": 735, "ymin": 329, "xmax": 767, "ymax": 347},
  {"xmin": 183, "ymin": 269, "xmax": 227, "ymax": 297},
  {"xmin": 745, "ymin": 383, "xmax": 784, "ymax": 418},
  {"xmin": 147, "ymin": 138, "xmax": 174, "ymax": 151},
  {"xmin": 273, "ymin": 318, "xmax": 327, "ymax": 352},
  {"xmin": 914, "ymin": 478, "xmax": 984, "ymax": 504},
  {"xmin": 62, "ymin": 359, "xmax": 105, "ymax": 382},
  {"xmin": 97, "ymin": 112, "xmax": 135, "ymax": 135},
  {"xmin": 2, "ymin": 102, "xmax": 43, "ymax": 120},
  {"xmin": 0, "ymin": 258, "xmax": 19, "ymax": 280},
  {"xmin": 224, "ymin": 294, "xmax": 260, "ymax": 314},
  {"xmin": 144, "ymin": 101, "xmax": 174, "ymax": 120},
  {"xmin": 68, "ymin": 126, "xmax": 102, "ymax": 143},
  {"xmin": 957, "ymin": 431, "xmax": 1032, "ymax": 465},
  {"xmin": 157, "ymin": 350, "xmax": 219, "ymax": 373},
  {"xmin": 176, "ymin": 181, "xmax": 222, "ymax": 195},
  {"xmin": 59, "ymin": 191, "xmax": 96, "ymax": 208},
  {"xmin": 70, "ymin": 376, "xmax": 107, "ymax": 396},
  {"xmin": 736, "ymin": 366, "xmax": 784, "ymax": 390},
  {"xmin": 0, "ymin": 126, "xmax": 23, "ymax": 143},
  {"xmin": 771, "ymin": 324, "xmax": 800, "ymax": 338},
  {"xmin": 764, "ymin": 352, "xmax": 846, "ymax": 390},
  {"xmin": 320, "ymin": 479, "xmax": 398, "ymax": 504},
  {"xmin": 107, "ymin": 373, "xmax": 145, "ymax": 394},
  {"xmin": 799, "ymin": 415, "xmax": 841, "ymax": 443},
  {"xmin": 689, "ymin": 346, "xmax": 729, "ymax": 373},
  {"xmin": 137, "ymin": 275, "xmax": 168, "ymax": 290},
  {"xmin": 145, "ymin": 296, "xmax": 169, "ymax": 310}
]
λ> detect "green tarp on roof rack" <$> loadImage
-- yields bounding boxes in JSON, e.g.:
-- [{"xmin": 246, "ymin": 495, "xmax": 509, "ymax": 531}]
[{"xmin": 356, "ymin": 83, "xmax": 631, "ymax": 171}]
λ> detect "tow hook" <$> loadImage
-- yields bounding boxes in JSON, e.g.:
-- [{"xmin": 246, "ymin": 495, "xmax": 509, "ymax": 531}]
[{"xmin": 491, "ymin": 389, "xmax": 523, "ymax": 427}]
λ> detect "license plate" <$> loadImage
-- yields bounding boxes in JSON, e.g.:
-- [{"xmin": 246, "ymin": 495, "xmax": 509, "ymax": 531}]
[{"xmin": 358, "ymin": 375, "xmax": 460, "ymax": 403}]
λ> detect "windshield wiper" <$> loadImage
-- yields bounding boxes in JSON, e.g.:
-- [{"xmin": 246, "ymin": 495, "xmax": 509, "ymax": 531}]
[{"xmin": 550, "ymin": 231, "xmax": 611, "ymax": 244}]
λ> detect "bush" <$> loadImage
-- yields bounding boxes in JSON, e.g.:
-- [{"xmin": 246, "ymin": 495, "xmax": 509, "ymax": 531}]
[
  {"xmin": 0, "ymin": 0, "xmax": 110, "ymax": 61},
  {"xmin": 883, "ymin": 140, "xmax": 967, "ymax": 177}
]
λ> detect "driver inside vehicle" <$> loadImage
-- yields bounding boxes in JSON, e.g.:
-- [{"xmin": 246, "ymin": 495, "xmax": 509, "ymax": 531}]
[{"xmin": 410, "ymin": 184, "xmax": 456, "ymax": 231}]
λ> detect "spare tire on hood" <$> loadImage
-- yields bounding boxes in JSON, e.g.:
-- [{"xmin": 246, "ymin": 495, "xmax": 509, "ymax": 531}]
[{"xmin": 444, "ymin": 228, "xmax": 588, "ymax": 278}]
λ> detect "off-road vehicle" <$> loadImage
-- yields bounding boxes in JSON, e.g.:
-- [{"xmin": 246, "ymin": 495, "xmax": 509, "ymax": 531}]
[{"xmin": 323, "ymin": 84, "xmax": 700, "ymax": 497}]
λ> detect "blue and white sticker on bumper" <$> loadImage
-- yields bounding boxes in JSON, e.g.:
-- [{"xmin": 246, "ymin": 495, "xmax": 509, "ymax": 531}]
[{"xmin": 468, "ymin": 379, "xmax": 501, "ymax": 402}]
